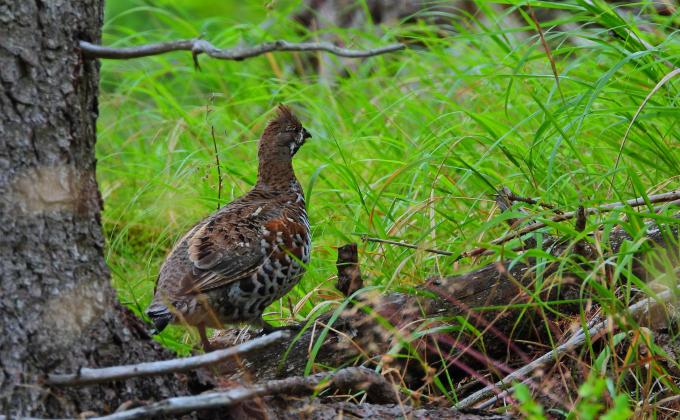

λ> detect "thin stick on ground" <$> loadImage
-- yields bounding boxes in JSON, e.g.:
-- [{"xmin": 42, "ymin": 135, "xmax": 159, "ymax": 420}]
[
  {"xmin": 45, "ymin": 331, "xmax": 288, "ymax": 386},
  {"xmin": 79, "ymin": 39, "xmax": 405, "ymax": 68},
  {"xmin": 455, "ymin": 287, "xmax": 678, "ymax": 409},
  {"xmin": 92, "ymin": 367, "xmax": 399, "ymax": 420}
]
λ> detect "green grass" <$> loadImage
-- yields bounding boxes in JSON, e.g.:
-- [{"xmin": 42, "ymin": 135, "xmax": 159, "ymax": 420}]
[{"xmin": 97, "ymin": 0, "xmax": 679, "ymax": 415}]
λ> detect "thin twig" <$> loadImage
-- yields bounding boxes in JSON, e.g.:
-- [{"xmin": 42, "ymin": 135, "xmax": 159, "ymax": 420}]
[
  {"xmin": 79, "ymin": 39, "xmax": 405, "ymax": 66},
  {"xmin": 92, "ymin": 367, "xmax": 398, "ymax": 420},
  {"xmin": 495, "ymin": 187, "xmax": 530, "ymax": 228},
  {"xmin": 455, "ymin": 287, "xmax": 678, "ymax": 409},
  {"xmin": 45, "ymin": 331, "xmax": 288, "ymax": 386},
  {"xmin": 210, "ymin": 125, "xmax": 222, "ymax": 209}
]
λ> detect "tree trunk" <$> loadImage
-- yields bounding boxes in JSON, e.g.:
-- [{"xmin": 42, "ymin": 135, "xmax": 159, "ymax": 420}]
[{"xmin": 0, "ymin": 1, "xmax": 190, "ymax": 416}]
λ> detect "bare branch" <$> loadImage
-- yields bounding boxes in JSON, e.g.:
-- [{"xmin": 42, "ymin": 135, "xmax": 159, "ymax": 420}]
[
  {"xmin": 455, "ymin": 286, "xmax": 679, "ymax": 409},
  {"xmin": 45, "ymin": 331, "xmax": 288, "ymax": 386},
  {"xmin": 93, "ymin": 367, "xmax": 399, "ymax": 420},
  {"xmin": 79, "ymin": 39, "xmax": 405, "ymax": 63}
]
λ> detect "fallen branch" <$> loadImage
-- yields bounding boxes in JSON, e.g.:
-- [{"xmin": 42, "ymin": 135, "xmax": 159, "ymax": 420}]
[
  {"xmin": 79, "ymin": 39, "xmax": 405, "ymax": 65},
  {"xmin": 45, "ymin": 330, "xmax": 288, "ymax": 386},
  {"xmin": 455, "ymin": 286, "xmax": 679, "ymax": 409},
  {"xmin": 93, "ymin": 367, "xmax": 399, "ymax": 420}
]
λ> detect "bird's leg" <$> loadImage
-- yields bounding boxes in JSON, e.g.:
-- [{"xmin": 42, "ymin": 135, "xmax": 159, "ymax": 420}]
[{"xmin": 197, "ymin": 322, "xmax": 213, "ymax": 352}]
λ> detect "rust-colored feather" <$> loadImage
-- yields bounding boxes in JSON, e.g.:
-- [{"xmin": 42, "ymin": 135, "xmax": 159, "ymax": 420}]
[{"xmin": 146, "ymin": 105, "xmax": 312, "ymax": 337}]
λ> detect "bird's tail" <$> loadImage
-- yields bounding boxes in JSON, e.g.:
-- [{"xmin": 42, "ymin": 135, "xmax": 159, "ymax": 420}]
[{"xmin": 146, "ymin": 302, "xmax": 174, "ymax": 335}]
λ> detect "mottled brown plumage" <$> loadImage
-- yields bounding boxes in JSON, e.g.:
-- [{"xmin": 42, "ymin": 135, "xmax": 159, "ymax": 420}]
[{"xmin": 147, "ymin": 105, "xmax": 312, "ymax": 348}]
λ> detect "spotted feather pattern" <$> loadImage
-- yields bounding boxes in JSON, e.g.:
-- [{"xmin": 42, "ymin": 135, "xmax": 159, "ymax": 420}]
[{"xmin": 147, "ymin": 105, "xmax": 312, "ymax": 332}]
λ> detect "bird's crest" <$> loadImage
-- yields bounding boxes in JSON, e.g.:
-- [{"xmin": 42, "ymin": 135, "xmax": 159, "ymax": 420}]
[{"xmin": 263, "ymin": 104, "xmax": 302, "ymax": 135}]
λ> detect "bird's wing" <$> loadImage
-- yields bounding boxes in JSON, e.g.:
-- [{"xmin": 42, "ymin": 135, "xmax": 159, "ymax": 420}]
[{"xmin": 184, "ymin": 202, "xmax": 274, "ymax": 293}]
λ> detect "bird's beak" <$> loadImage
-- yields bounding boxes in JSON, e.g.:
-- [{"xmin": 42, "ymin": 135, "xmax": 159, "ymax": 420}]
[{"xmin": 302, "ymin": 128, "xmax": 312, "ymax": 140}]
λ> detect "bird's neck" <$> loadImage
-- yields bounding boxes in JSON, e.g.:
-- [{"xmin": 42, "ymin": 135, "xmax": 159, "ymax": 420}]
[{"xmin": 256, "ymin": 149, "xmax": 297, "ymax": 190}]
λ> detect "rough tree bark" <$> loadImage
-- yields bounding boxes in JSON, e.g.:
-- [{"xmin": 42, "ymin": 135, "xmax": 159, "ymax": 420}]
[{"xmin": 0, "ymin": 1, "xmax": 192, "ymax": 416}]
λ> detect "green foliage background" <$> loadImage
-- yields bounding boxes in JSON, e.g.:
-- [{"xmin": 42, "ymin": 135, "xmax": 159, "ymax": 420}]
[{"xmin": 97, "ymin": 0, "xmax": 679, "ymax": 415}]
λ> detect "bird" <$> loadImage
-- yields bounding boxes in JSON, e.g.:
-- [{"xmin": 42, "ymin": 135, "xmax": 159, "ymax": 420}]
[{"xmin": 146, "ymin": 105, "xmax": 312, "ymax": 350}]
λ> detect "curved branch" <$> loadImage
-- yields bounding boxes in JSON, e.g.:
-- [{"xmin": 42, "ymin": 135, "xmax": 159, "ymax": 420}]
[
  {"xmin": 79, "ymin": 39, "xmax": 405, "ymax": 62},
  {"xmin": 45, "ymin": 330, "xmax": 288, "ymax": 386}
]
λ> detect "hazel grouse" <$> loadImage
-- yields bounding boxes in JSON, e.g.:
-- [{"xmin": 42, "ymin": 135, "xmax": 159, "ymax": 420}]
[{"xmin": 146, "ymin": 105, "xmax": 312, "ymax": 349}]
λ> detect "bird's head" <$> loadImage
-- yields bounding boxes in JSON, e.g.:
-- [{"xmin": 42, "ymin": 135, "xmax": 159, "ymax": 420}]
[{"xmin": 260, "ymin": 104, "xmax": 311, "ymax": 157}]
